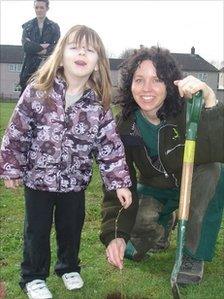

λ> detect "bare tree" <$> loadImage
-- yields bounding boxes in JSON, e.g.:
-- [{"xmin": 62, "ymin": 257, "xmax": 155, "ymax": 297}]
[
  {"xmin": 210, "ymin": 60, "xmax": 224, "ymax": 69},
  {"xmin": 119, "ymin": 48, "xmax": 136, "ymax": 59}
]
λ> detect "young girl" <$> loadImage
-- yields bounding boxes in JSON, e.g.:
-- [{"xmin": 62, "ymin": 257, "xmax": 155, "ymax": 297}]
[{"xmin": 0, "ymin": 25, "xmax": 132, "ymax": 299}]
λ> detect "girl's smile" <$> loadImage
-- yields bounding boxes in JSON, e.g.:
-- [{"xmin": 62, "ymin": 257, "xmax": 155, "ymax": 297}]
[{"xmin": 74, "ymin": 60, "xmax": 87, "ymax": 66}]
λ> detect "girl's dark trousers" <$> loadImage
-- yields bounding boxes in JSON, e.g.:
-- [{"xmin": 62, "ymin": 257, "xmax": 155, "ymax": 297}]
[{"xmin": 19, "ymin": 186, "xmax": 85, "ymax": 289}]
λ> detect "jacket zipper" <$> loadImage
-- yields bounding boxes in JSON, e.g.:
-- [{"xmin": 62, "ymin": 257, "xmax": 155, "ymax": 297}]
[
  {"xmin": 172, "ymin": 173, "xmax": 179, "ymax": 188},
  {"xmin": 134, "ymin": 121, "xmax": 180, "ymax": 185},
  {"xmin": 134, "ymin": 123, "xmax": 167, "ymax": 176},
  {"xmin": 157, "ymin": 124, "xmax": 169, "ymax": 177},
  {"xmin": 159, "ymin": 123, "xmax": 181, "ymax": 186}
]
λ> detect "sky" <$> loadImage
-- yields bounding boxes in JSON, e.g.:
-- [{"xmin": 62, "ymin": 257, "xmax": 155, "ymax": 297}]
[{"xmin": 0, "ymin": 0, "xmax": 223, "ymax": 64}]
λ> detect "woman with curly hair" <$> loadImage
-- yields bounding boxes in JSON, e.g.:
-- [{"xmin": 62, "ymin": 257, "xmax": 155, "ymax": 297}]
[{"xmin": 100, "ymin": 46, "xmax": 224, "ymax": 286}]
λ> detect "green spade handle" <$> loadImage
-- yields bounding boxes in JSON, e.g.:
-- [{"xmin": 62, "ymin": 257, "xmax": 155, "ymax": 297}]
[{"xmin": 186, "ymin": 91, "xmax": 203, "ymax": 140}]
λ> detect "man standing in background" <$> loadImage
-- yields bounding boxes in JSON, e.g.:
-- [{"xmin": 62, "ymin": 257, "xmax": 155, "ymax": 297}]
[{"xmin": 19, "ymin": 0, "xmax": 60, "ymax": 95}]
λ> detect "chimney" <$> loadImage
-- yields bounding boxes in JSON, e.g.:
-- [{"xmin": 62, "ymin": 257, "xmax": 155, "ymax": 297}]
[{"xmin": 191, "ymin": 46, "xmax": 195, "ymax": 55}]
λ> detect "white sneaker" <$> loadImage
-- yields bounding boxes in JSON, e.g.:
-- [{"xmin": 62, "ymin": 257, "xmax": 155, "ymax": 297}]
[
  {"xmin": 25, "ymin": 279, "xmax": 53, "ymax": 299},
  {"xmin": 62, "ymin": 272, "xmax": 84, "ymax": 290}
]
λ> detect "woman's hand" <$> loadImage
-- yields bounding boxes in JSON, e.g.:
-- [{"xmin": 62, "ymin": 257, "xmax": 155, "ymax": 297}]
[
  {"xmin": 116, "ymin": 188, "xmax": 132, "ymax": 209},
  {"xmin": 106, "ymin": 238, "xmax": 126, "ymax": 269},
  {"xmin": 174, "ymin": 75, "xmax": 217, "ymax": 108},
  {"xmin": 4, "ymin": 179, "xmax": 21, "ymax": 189}
]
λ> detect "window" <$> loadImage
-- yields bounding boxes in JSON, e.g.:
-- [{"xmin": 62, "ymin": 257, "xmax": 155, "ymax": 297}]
[
  {"xmin": 14, "ymin": 83, "xmax": 21, "ymax": 92},
  {"xmin": 197, "ymin": 73, "xmax": 207, "ymax": 82},
  {"xmin": 8, "ymin": 64, "xmax": 22, "ymax": 73},
  {"xmin": 183, "ymin": 72, "xmax": 190, "ymax": 78},
  {"xmin": 183, "ymin": 72, "xmax": 208, "ymax": 82},
  {"xmin": 9, "ymin": 64, "xmax": 15, "ymax": 71},
  {"xmin": 218, "ymin": 72, "xmax": 224, "ymax": 90}
]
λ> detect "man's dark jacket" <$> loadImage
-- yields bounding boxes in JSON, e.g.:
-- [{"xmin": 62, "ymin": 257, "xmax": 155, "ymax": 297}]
[{"xmin": 19, "ymin": 17, "xmax": 60, "ymax": 89}]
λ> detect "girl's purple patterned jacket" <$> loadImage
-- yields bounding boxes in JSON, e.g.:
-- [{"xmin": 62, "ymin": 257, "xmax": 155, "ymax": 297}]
[{"xmin": 0, "ymin": 77, "xmax": 131, "ymax": 192}]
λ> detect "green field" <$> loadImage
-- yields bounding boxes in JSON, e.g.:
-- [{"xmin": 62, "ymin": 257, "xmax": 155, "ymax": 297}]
[{"xmin": 0, "ymin": 102, "xmax": 223, "ymax": 299}]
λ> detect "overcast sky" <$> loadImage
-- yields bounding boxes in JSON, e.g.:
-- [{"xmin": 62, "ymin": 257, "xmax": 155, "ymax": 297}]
[{"xmin": 0, "ymin": 0, "xmax": 223, "ymax": 64}]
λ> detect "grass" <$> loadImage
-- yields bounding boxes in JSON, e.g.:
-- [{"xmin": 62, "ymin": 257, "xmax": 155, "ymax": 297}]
[{"xmin": 0, "ymin": 102, "xmax": 223, "ymax": 299}]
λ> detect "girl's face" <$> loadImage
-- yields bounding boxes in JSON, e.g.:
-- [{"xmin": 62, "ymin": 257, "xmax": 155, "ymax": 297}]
[
  {"xmin": 62, "ymin": 33, "xmax": 99, "ymax": 84},
  {"xmin": 131, "ymin": 60, "xmax": 167, "ymax": 117}
]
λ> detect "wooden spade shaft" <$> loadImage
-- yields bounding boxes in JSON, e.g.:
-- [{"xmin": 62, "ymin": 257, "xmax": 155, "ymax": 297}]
[
  {"xmin": 179, "ymin": 140, "xmax": 196, "ymax": 220},
  {"xmin": 171, "ymin": 91, "xmax": 203, "ymax": 299}
]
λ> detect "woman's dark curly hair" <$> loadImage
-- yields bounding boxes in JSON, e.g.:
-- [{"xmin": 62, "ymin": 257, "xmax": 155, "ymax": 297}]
[{"xmin": 117, "ymin": 46, "xmax": 184, "ymax": 120}]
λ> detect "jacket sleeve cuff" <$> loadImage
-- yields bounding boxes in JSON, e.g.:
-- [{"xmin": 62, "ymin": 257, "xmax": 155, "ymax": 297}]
[{"xmin": 99, "ymin": 231, "xmax": 130, "ymax": 247}]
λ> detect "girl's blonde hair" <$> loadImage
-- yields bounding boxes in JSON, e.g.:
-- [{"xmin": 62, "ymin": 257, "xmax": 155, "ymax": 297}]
[{"xmin": 31, "ymin": 25, "xmax": 112, "ymax": 109}]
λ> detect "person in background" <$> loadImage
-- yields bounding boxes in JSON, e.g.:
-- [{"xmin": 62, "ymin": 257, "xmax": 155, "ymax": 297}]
[
  {"xmin": 0, "ymin": 25, "xmax": 132, "ymax": 299},
  {"xmin": 100, "ymin": 47, "xmax": 224, "ymax": 286},
  {"xmin": 19, "ymin": 0, "xmax": 60, "ymax": 95}
]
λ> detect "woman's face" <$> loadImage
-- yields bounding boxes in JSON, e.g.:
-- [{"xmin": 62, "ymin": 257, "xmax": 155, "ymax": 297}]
[{"xmin": 131, "ymin": 60, "xmax": 167, "ymax": 116}]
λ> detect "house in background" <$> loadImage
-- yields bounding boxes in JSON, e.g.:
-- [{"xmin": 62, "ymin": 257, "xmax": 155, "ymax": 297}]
[
  {"xmin": 217, "ymin": 66, "xmax": 224, "ymax": 101},
  {"xmin": 218, "ymin": 66, "xmax": 224, "ymax": 89},
  {"xmin": 0, "ymin": 45, "xmax": 23, "ymax": 99},
  {"xmin": 0, "ymin": 44, "xmax": 223, "ymax": 101},
  {"xmin": 109, "ymin": 58, "xmax": 123, "ymax": 88},
  {"xmin": 173, "ymin": 47, "xmax": 223, "ymax": 102},
  {"xmin": 173, "ymin": 47, "xmax": 218, "ymax": 88},
  {"xmin": 109, "ymin": 47, "xmax": 223, "ymax": 102}
]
